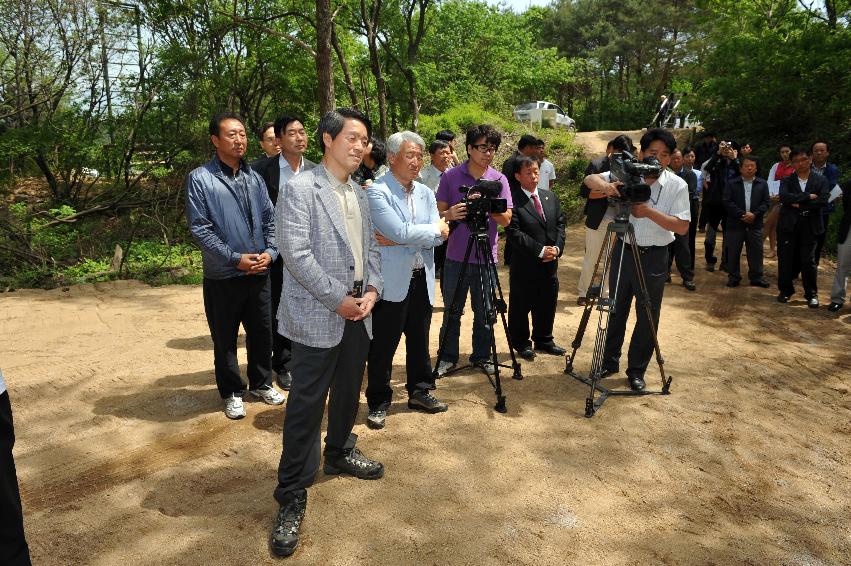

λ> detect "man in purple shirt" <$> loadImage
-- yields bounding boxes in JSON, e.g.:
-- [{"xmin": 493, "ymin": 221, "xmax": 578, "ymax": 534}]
[{"xmin": 435, "ymin": 124, "xmax": 513, "ymax": 375}]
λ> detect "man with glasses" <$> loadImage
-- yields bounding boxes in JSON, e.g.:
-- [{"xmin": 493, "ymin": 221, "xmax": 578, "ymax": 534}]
[
  {"xmin": 435, "ymin": 125, "xmax": 513, "ymax": 376},
  {"xmin": 582, "ymin": 129, "xmax": 691, "ymax": 391}
]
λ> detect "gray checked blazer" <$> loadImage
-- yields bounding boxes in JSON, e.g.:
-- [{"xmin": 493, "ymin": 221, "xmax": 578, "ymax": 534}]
[{"xmin": 276, "ymin": 164, "xmax": 383, "ymax": 348}]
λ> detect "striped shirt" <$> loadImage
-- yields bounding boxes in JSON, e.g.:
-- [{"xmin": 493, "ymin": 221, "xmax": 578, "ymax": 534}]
[{"xmin": 601, "ymin": 168, "xmax": 691, "ymax": 246}]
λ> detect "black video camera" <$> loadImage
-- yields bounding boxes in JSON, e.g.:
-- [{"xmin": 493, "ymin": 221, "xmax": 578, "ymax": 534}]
[
  {"xmin": 608, "ymin": 151, "xmax": 662, "ymax": 203},
  {"xmin": 458, "ymin": 179, "xmax": 508, "ymax": 234}
]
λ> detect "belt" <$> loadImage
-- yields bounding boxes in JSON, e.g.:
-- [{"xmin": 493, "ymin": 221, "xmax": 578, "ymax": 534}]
[
  {"xmin": 348, "ymin": 280, "xmax": 364, "ymax": 298},
  {"xmin": 621, "ymin": 240, "xmax": 667, "ymax": 254},
  {"xmin": 411, "ymin": 267, "xmax": 425, "ymax": 278}
]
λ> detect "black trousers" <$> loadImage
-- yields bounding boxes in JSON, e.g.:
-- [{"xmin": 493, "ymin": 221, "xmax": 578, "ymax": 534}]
[
  {"xmin": 778, "ymin": 225, "xmax": 819, "ymax": 298},
  {"xmin": 668, "ymin": 231, "xmax": 694, "ymax": 281},
  {"xmin": 0, "ymin": 392, "xmax": 31, "ymax": 566},
  {"xmin": 814, "ymin": 213, "xmax": 831, "ymax": 268},
  {"xmin": 274, "ymin": 321, "xmax": 369, "ymax": 503},
  {"xmin": 703, "ymin": 203, "xmax": 727, "ymax": 266},
  {"xmin": 434, "ymin": 241, "xmax": 447, "ymax": 277},
  {"xmin": 508, "ymin": 263, "xmax": 559, "ymax": 349},
  {"xmin": 269, "ymin": 258, "xmax": 292, "ymax": 373},
  {"xmin": 725, "ymin": 225, "xmax": 764, "ymax": 283},
  {"xmin": 688, "ymin": 199, "xmax": 699, "ymax": 269},
  {"xmin": 366, "ymin": 269, "xmax": 435, "ymax": 411},
  {"xmin": 202, "ymin": 275, "xmax": 273, "ymax": 398},
  {"xmin": 602, "ymin": 242, "xmax": 668, "ymax": 378}
]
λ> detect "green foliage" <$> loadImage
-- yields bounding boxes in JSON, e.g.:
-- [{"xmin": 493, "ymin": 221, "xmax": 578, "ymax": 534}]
[{"xmin": 419, "ymin": 103, "xmax": 517, "ymax": 143}]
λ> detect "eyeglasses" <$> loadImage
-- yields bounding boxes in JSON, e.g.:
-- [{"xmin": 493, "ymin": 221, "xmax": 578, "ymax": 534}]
[{"xmin": 471, "ymin": 144, "xmax": 497, "ymax": 154}]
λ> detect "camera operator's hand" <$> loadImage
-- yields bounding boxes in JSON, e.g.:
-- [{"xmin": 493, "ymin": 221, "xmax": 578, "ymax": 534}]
[
  {"xmin": 631, "ymin": 202, "xmax": 652, "ymax": 218},
  {"xmin": 444, "ymin": 202, "xmax": 467, "ymax": 221},
  {"xmin": 606, "ymin": 181, "xmax": 623, "ymax": 198},
  {"xmin": 375, "ymin": 231, "xmax": 399, "ymax": 246},
  {"xmin": 436, "ymin": 217, "xmax": 450, "ymax": 240}
]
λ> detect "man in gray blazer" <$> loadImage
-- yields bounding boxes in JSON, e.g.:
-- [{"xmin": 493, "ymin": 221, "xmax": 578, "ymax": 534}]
[
  {"xmin": 365, "ymin": 131, "xmax": 450, "ymax": 431},
  {"xmin": 269, "ymin": 109, "xmax": 384, "ymax": 558}
]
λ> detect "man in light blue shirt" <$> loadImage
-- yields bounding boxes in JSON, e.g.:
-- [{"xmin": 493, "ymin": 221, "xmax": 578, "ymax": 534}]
[{"xmin": 365, "ymin": 131, "xmax": 450, "ymax": 429}]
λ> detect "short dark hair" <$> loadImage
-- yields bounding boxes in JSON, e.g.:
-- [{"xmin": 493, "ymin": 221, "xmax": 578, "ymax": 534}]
[
  {"xmin": 741, "ymin": 155, "xmax": 759, "ymax": 166},
  {"xmin": 316, "ymin": 108, "xmax": 372, "ymax": 154},
  {"xmin": 514, "ymin": 156, "xmax": 540, "ymax": 172},
  {"xmin": 778, "ymin": 143, "xmax": 792, "ymax": 151},
  {"xmin": 535, "ymin": 138, "xmax": 545, "ymax": 148},
  {"xmin": 258, "ymin": 121, "xmax": 275, "ymax": 140},
  {"xmin": 789, "ymin": 148, "xmax": 809, "ymax": 160},
  {"xmin": 429, "ymin": 139, "xmax": 450, "ymax": 155},
  {"xmin": 611, "ymin": 134, "xmax": 634, "ymax": 153},
  {"xmin": 465, "ymin": 124, "xmax": 501, "ymax": 150},
  {"xmin": 810, "ymin": 140, "xmax": 830, "ymax": 153},
  {"xmin": 209, "ymin": 112, "xmax": 244, "ymax": 137},
  {"xmin": 274, "ymin": 115, "xmax": 304, "ymax": 138},
  {"xmin": 518, "ymin": 134, "xmax": 538, "ymax": 150},
  {"xmin": 682, "ymin": 145, "xmax": 695, "ymax": 156},
  {"xmin": 639, "ymin": 128, "xmax": 676, "ymax": 153},
  {"xmin": 435, "ymin": 130, "xmax": 456, "ymax": 142},
  {"xmin": 369, "ymin": 137, "xmax": 387, "ymax": 167}
]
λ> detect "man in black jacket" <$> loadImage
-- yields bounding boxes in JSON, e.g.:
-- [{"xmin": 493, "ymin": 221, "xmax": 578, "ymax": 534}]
[
  {"xmin": 505, "ymin": 156, "xmax": 567, "ymax": 360},
  {"xmin": 777, "ymin": 149, "xmax": 831, "ymax": 306},
  {"xmin": 827, "ymin": 178, "xmax": 850, "ymax": 312},
  {"xmin": 668, "ymin": 148, "xmax": 697, "ymax": 290},
  {"xmin": 722, "ymin": 156, "xmax": 770, "ymax": 287},
  {"xmin": 576, "ymin": 134, "xmax": 633, "ymax": 305},
  {"xmin": 251, "ymin": 116, "xmax": 317, "ymax": 390},
  {"xmin": 501, "ymin": 134, "xmax": 539, "ymax": 190},
  {"xmin": 702, "ymin": 141, "xmax": 741, "ymax": 271}
]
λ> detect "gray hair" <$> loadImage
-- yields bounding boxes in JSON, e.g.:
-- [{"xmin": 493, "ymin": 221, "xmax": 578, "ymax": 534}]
[{"xmin": 386, "ymin": 131, "xmax": 425, "ymax": 155}]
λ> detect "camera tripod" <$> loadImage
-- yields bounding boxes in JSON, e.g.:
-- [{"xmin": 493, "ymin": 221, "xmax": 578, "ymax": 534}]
[
  {"xmin": 433, "ymin": 230, "xmax": 522, "ymax": 413},
  {"xmin": 564, "ymin": 203, "xmax": 672, "ymax": 417}
]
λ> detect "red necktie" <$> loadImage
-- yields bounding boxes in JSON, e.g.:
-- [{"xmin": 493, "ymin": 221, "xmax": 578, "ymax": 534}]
[{"xmin": 531, "ymin": 193, "xmax": 545, "ymax": 220}]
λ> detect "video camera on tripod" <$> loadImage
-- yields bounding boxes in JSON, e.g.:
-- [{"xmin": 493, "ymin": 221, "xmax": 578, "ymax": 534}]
[
  {"xmin": 458, "ymin": 179, "xmax": 508, "ymax": 233},
  {"xmin": 608, "ymin": 151, "xmax": 663, "ymax": 205}
]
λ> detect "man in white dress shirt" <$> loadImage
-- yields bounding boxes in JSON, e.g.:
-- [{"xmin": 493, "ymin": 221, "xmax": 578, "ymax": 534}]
[{"xmin": 582, "ymin": 128, "xmax": 691, "ymax": 391}]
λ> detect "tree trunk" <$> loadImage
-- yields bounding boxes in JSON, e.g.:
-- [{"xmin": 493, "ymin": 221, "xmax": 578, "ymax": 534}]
[
  {"xmin": 331, "ymin": 27, "xmax": 360, "ymax": 109},
  {"xmin": 316, "ymin": 0, "xmax": 335, "ymax": 114},
  {"xmin": 361, "ymin": 0, "xmax": 388, "ymax": 139},
  {"xmin": 34, "ymin": 151, "xmax": 62, "ymax": 202}
]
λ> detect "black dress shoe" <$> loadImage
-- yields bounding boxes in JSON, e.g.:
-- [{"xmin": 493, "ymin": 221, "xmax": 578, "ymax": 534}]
[
  {"xmin": 807, "ymin": 296, "xmax": 819, "ymax": 308},
  {"xmin": 827, "ymin": 302, "xmax": 842, "ymax": 312},
  {"xmin": 276, "ymin": 370, "xmax": 293, "ymax": 391},
  {"xmin": 270, "ymin": 489, "xmax": 307, "ymax": 557},
  {"xmin": 705, "ymin": 264, "xmax": 715, "ymax": 272},
  {"xmin": 518, "ymin": 347, "xmax": 535, "ymax": 361},
  {"xmin": 598, "ymin": 368, "xmax": 618, "ymax": 379},
  {"xmin": 628, "ymin": 375, "xmax": 646, "ymax": 391},
  {"xmin": 535, "ymin": 343, "xmax": 567, "ymax": 356},
  {"xmin": 749, "ymin": 279, "xmax": 770, "ymax": 288},
  {"xmin": 777, "ymin": 293, "xmax": 792, "ymax": 303},
  {"xmin": 323, "ymin": 447, "xmax": 384, "ymax": 479},
  {"xmin": 683, "ymin": 280, "xmax": 696, "ymax": 291},
  {"xmin": 726, "ymin": 280, "xmax": 739, "ymax": 288},
  {"xmin": 408, "ymin": 390, "xmax": 448, "ymax": 413}
]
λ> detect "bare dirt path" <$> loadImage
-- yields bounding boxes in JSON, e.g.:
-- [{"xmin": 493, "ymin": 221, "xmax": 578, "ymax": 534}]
[{"xmin": 3, "ymin": 227, "xmax": 849, "ymax": 565}]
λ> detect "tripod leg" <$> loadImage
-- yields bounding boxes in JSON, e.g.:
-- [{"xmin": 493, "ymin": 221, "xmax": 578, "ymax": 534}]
[
  {"xmin": 474, "ymin": 235, "xmax": 506, "ymax": 411},
  {"xmin": 432, "ymin": 235, "xmax": 476, "ymax": 380},
  {"xmin": 625, "ymin": 227, "xmax": 672, "ymax": 393}
]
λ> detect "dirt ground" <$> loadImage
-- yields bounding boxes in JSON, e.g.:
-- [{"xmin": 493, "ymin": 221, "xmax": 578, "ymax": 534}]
[{"xmin": 3, "ymin": 224, "xmax": 850, "ymax": 565}]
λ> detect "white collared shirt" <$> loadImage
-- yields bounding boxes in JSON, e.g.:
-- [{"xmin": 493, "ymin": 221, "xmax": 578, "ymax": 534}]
[
  {"xmin": 537, "ymin": 159, "xmax": 556, "ymax": 191},
  {"xmin": 278, "ymin": 154, "xmax": 305, "ymax": 191},
  {"xmin": 743, "ymin": 178, "xmax": 753, "ymax": 211},
  {"xmin": 600, "ymin": 169, "xmax": 691, "ymax": 246},
  {"xmin": 418, "ymin": 164, "xmax": 443, "ymax": 192},
  {"xmin": 0, "ymin": 368, "xmax": 5, "ymax": 395}
]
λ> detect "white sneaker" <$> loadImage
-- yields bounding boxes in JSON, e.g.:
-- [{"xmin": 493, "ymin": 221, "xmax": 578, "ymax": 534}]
[
  {"xmin": 224, "ymin": 394, "xmax": 246, "ymax": 419},
  {"xmin": 476, "ymin": 361, "xmax": 496, "ymax": 375},
  {"xmin": 436, "ymin": 361, "xmax": 456, "ymax": 377},
  {"xmin": 248, "ymin": 385, "xmax": 285, "ymax": 406}
]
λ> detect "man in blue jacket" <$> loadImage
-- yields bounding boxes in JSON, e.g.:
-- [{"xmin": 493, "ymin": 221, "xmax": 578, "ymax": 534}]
[
  {"xmin": 185, "ymin": 112, "xmax": 285, "ymax": 420},
  {"xmin": 365, "ymin": 131, "xmax": 450, "ymax": 430},
  {"xmin": 810, "ymin": 140, "xmax": 840, "ymax": 267}
]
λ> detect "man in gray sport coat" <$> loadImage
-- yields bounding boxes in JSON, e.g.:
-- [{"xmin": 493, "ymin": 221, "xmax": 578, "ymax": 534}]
[{"xmin": 269, "ymin": 109, "xmax": 384, "ymax": 558}]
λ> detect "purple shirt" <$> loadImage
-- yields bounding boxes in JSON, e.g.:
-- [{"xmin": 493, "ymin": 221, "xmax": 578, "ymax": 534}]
[{"xmin": 435, "ymin": 162, "xmax": 513, "ymax": 264}]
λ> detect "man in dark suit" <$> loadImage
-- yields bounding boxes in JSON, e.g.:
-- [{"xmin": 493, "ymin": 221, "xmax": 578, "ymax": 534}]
[
  {"xmin": 505, "ymin": 156, "xmax": 567, "ymax": 360},
  {"xmin": 576, "ymin": 134, "xmax": 634, "ymax": 305},
  {"xmin": 777, "ymin": 148, "xmax": 831, "ymax": 307},
  {"xmin": 702, "ymin": 141, "xmax": 741, "ymax": 271},
  {"xmin": 501, "ymin": 134, "xmax": 539, "ymax": 189},
  {"xmin": 251, "ymin": 116, "xmax": 317, "ymax": 390},
  {"xmin": 250, "ymin": 121, "xmax": 279, "ymax": 169},
  {"xmin": 722, "ymin": 156, "xmax": 771, "ymax": 287},
  {"xmin": 827, "ymin": 179, "xmax": 850, "ymax": 312},
  {"xmin": 668, "ymin": 148, "xmax": 697, "ymax": 290}
]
